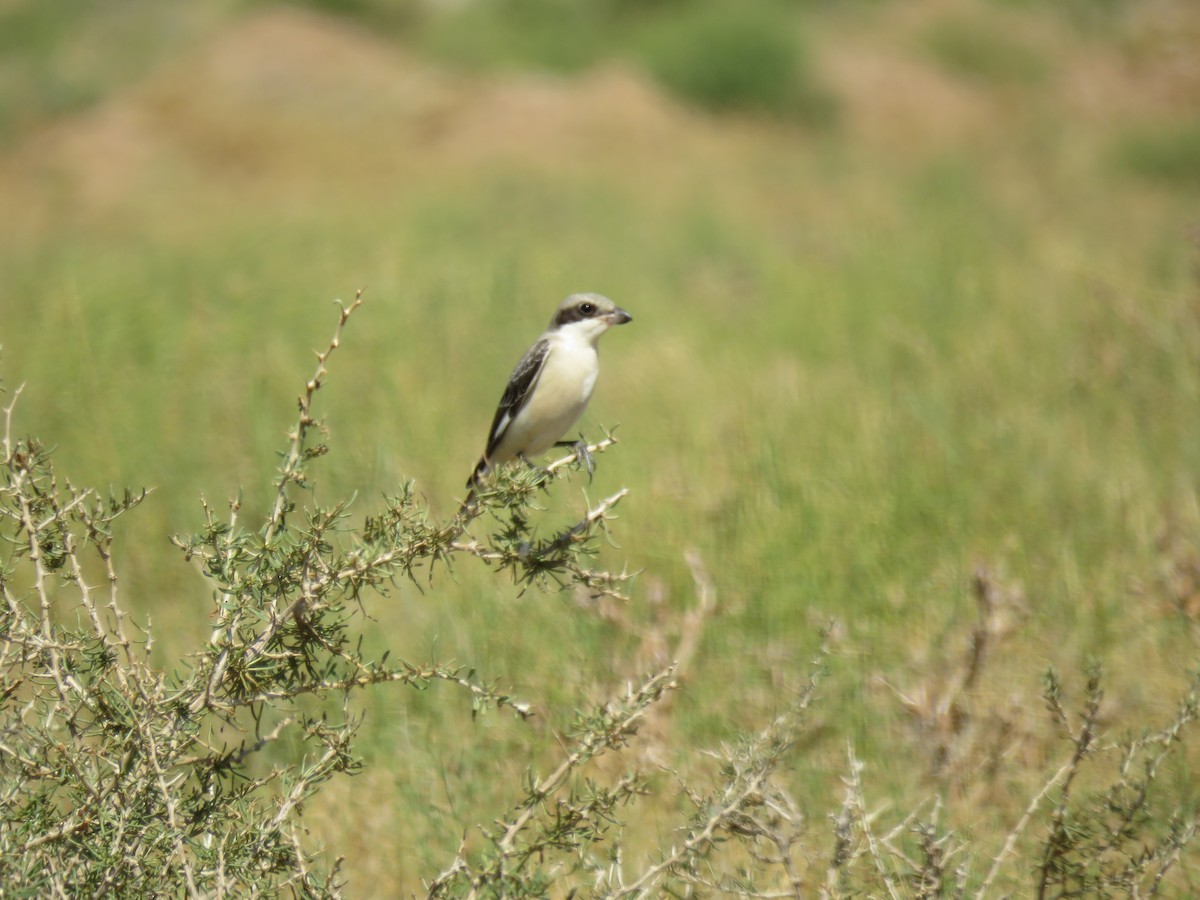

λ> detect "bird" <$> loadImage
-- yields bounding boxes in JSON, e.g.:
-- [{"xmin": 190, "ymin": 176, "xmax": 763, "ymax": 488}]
[{"xmin": 463, "ymin": 293, "xmax": 632, "ymax": 509}]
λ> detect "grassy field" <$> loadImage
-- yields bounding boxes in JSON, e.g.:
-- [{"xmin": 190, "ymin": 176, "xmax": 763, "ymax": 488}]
[{"xmin": 3, "ymin": 0, "xmax": 1200, "ymax": 893}]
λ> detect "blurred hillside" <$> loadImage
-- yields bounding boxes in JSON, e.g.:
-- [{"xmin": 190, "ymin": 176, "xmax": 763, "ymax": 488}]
[{"xmin": 3, "ymin": 0, "xmax": 1198, "ymax": 231}]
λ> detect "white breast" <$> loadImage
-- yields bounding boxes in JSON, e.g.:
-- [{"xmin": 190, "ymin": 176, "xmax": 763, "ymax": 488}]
[{"xmin": 492, "ymin": 333, "xmax": 599, "ymax": 463}]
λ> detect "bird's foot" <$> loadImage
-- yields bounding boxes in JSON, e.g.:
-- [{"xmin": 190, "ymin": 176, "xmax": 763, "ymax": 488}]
[{"xmin": 555, "ymin": 436, "xmax": 595, "ymax": 481}]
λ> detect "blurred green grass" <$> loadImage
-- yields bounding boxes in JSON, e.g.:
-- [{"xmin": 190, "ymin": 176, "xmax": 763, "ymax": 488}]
[
  {"xmin": 2, "ymin": 0, "xmax": 1200, "ymax": 891},
  {"xmin": 1116, "ymin": 119, "xmax": 1200, "ymax": 187}
]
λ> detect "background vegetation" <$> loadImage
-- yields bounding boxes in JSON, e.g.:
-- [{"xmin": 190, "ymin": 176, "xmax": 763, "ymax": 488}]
[{"xmin": 2, "ymin": 0, "xmax": 1200, "ymax": 893}]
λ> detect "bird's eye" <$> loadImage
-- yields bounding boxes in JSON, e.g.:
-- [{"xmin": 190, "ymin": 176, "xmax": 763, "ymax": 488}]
[{"xmin": 580, "ymin": 302, "xmax": 596, "ymax": 316}]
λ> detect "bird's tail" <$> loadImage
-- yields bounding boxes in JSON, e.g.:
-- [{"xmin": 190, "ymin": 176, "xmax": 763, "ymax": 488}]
[
  {"xmin": 457, "ymin": 458, "xmax": 490, "ymax": 518},
  {"xmin": 467, "ymin": 457, "xmax": 490, "ymax": 490}
]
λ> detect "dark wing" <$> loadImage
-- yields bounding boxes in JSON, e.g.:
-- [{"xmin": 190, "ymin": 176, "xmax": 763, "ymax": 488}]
[{"xmin": 484, "ymin": 337, "xmax": 551, "ymax": 459}]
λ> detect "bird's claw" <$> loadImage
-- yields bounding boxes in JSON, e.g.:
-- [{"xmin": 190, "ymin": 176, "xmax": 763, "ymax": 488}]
[
  {"xmin": 551, "ymin": 437, "xmax": 595, "ymax": 480},
  {"xmin": 573, "ymin": 437, "xmax": 595, "ymax": 481}
]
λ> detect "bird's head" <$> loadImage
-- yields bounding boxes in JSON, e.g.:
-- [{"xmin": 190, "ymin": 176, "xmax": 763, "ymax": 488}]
[{"xmin": 550, "ymin": 293, "xmax": 633, "ymax": 339}]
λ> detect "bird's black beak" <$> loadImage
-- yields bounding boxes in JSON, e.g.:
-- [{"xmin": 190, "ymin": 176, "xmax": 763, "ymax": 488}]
[{"xmin": 608, "ymin": 307, "xmax": 633, "ymax": 325}]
